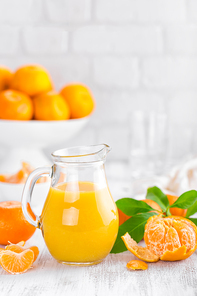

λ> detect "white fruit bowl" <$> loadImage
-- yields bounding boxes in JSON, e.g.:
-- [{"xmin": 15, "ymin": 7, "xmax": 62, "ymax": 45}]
[
  {"xmin": 0, "ymin": 117, "xmax": 90, "ymax": 205},
  {"xmin": 0, "ymin": 117, "xmax": 89, "ymax": 173}
]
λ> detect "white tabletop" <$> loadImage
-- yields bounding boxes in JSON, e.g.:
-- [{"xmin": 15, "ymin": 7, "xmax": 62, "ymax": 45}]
[
  {"xmin": 1, "ymin": 164, "xmax": 197, "ymax": 296},
  {"xmin": 1, "ymin": 229, "xmax": 197, "ymax": 296}
]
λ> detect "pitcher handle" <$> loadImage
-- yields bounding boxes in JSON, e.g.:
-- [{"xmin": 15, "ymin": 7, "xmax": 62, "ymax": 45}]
[{"xmin": 22, "ymin": 166, "xmax": 52, "ymax": 228}]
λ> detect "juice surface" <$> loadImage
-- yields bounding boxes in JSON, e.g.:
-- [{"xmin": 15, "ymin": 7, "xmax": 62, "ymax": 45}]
[{"xmin": 40, "ymin": 182, "xmax": 119, "ymax": 264}]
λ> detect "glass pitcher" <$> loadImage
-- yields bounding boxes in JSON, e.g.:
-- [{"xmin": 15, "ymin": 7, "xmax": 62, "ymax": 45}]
[{"xmin": 22, "ymin": 144, "xmax": 119, "ymax": 266}]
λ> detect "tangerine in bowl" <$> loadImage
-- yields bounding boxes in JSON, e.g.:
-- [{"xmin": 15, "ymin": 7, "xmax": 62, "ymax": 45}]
[{"xmin": 0, "ymin": 64, "xmax": 95, "ymax": 172}]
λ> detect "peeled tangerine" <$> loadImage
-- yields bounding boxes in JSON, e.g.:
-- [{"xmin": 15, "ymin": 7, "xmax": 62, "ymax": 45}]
[{"xmin": 122, "ymin": 215, "xmax": 197, "ymax": 262}]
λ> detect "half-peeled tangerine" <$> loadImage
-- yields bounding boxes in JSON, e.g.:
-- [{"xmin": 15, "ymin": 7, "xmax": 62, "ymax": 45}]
[{"xmin": 122, "ymin": 215, "xmax": 197, "ymax": 263}]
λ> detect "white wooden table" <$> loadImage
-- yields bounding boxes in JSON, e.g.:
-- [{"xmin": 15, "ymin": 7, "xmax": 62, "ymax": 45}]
[
  {"xmin": 1, "ymin": 229, "xmax": 197, "ymax": 296},
  {"xmin": 1, "ymin": 166, "xmax": 197, "ymax": 296}
]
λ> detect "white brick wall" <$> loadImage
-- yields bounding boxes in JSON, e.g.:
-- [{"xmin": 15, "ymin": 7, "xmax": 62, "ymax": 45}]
[
  {"xmin": 45, "ymin": 0, "xmax": 91, "ymax": 23},
  {"xmin": 0, "ymin": 27, "xmax": 19, "ymax": 55},
  {"xmin": 23, "ymin": 27, "xmax": 68, "ymax": 54},
  {"xmin": 94, "ymin": 57, "xmax": 139, "ymax": 88},
  {"xmin": 0, "ymin": 0, "xmax": 196, "ymax": 162},
  {"xmin": 166, "ymin": 25, "xmax": 197, "ymax": 54},
  {"xmin": 142, "ymin": 57, "xmax": 197, "ymax": 89},
  {"xmin": 187, "ymin": 0, "xmax": 197, "ymax": 22},
  {"xmin": 98, "ymin": 125, "xmax": 129, "ymax": 160},
  {"xmin": 72, "ymin": 25, "xmax": 163, "ymax": 54},
  {"xmin": 95, "ymin": 0, "xmax": 186, "ymax": 22},
  {"xmin": 93, "ymin": 91, "xmax": 165, "ymax": 124},
  {"xmin": 0, "ymin": 0, "xmax": 42, "ymax": 22}
]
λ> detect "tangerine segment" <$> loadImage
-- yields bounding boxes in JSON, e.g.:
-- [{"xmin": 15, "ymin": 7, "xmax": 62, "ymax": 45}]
[
  {"xmin": 173, "ymin": 220, "xmax": 196, "ymax": 252},
  {"xmin": 144, "ymin": 215, "xmax": 197, "ymax": 261},
  {"xmin": 144, "ymin": 217, "xmax": 166, "ymax": 257},
  {"xmin": 6, "ymin": 244, "xmax": 39, "ymax": 262},
  {"xmin": 0, "ymin": 249, "xmax": 34, "ymax": 274},
  {"xmin": 121, "ymin": 233, "xmax": 159, "ymax": 263},
  {"xmin": 126, "ymin": 260, "xmax": 148, "ymax": 270},
  {"xmin": 164, "ymin": 226, "xmax": 181, "ymax": 253}
]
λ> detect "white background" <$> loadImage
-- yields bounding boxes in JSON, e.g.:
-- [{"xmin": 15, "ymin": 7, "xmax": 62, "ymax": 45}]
[{"xmin": 0, "ymin": 0, "xmax": 197, "ymax": 163}]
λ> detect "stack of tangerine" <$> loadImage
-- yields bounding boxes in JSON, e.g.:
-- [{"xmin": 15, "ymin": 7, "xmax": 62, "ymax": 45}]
[{"xmin": 0, "ymin": 65, "xmax": 95, "ymax": 121}]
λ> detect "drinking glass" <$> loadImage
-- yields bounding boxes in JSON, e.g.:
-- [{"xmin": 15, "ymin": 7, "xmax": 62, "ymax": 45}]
[{"xmin": 129, "ymin": 111, "xmax": 168, "ymax": 180}]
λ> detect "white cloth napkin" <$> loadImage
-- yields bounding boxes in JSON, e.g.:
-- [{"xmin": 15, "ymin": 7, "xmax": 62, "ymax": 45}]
[
  {"xmin": 162, "ymin": 156, "xmax": 197, "ymax": 196},
  {"xmin": 128, "ymin": 157, "xmax": 197, "ymax": 199}
]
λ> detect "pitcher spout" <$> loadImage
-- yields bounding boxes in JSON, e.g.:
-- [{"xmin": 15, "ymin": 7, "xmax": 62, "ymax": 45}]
[
  {"xmin": 97, "ymin": 144, "xmax": 111, "ymax": 161},
  {"xmin": 52, "ymin": 144, "xmax": 111, "ymax": 164}
]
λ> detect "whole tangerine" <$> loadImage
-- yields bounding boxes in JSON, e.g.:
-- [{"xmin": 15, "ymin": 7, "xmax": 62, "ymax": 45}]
[
  {"xmin": 60, "ymin": 83, "xmax": 95, "ymax": 119},
  {"xmin": 117, "ymin": 208, "xmax": 130, "ymax": 226},
  {"xmin": 10, "ymin": 64, "xmax": 53, "ymax": 97},
  {"xmin": 0, "ymin": 66, "xmax": 12, "ymax": 91},
  {"xmin": 118, "ymin": 199, "xmax": 162, "ymax": 226},
  {"xmin": 0, "ymin": 90, "xmax": 33, "ymax": 120},
  {"xmin": 143, "ymin": 199, "xmax": 162, "ymax": 213},
  {"xmin": 167, "ymin": 194, "xmax": 187, "ymax": 217},
  {"xmin": 0, "ymin": 201, "xmax": 36, "ymax": 245},
  {"xmin": 33, "ymin": 91, "xmax": 70, "ymax": 120}
]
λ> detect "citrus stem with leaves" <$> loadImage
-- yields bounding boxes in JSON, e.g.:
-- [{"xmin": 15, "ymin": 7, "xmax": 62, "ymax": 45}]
[{"xmin": 111, "ymin": 186, "xmax": 197, "ymax": 254}]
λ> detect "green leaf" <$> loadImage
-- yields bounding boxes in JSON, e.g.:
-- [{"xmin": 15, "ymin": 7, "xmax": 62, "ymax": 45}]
[
  {"xmin": 146, "ymin": 186, "xmax": 169, "ymax": 212},
  {"xmin": 116, "ymin": 198, "xmax": 157, "ymax": 216},
  {"xmin": 110, "ymin": 212, "xmax": 156, "ymax": 254},
  {"xmin": 170, "ymin": 190, "xmax": 197, "ymax": 210},
  {"xmin": 186, "ymin": 200, "xmax": 197, "ymax": 217},
  {"xmin": 187, "ymin": 218, "xmax": 197, "ymax": 226}
]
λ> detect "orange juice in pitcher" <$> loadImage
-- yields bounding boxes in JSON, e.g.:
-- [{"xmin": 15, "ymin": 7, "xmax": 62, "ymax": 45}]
[{"xmin": 22, "ymin": 145, "xmax": 119, "ymax": 266}]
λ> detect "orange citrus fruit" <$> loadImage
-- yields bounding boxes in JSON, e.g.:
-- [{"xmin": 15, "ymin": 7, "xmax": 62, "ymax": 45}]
[
  {"xmin": 126, "ymin": 260, "xmax": 148, "ymax": 270},
  {"xmin": 143, "ymin": 199, "xmax": 162, "ymax": 213},
  {"xmin": 167, "ymin": 194, "xmax": 187, "ymax": 217},
  {"xmin": 0, "ymin": 66, "xmax": 12, "ymax": 91},
  {"xmin": 118, "ymin": 199, "xmax": 162, "ymax": 226},
  {"xmin": 0, "ymin": 162, "xmax": 47, "ymax": 184},
  {"xmin": 10, "ymin": 64, "xmax": 53, "ymax": 97},
  {"xmin": 0, "ymin": 249, "xmax": 34, "ymax": 274},
  {"xmin": 118, "ymin": 209, "xmax": 130, "ymax": 226},
  {"xmin": 122, "ymin": 233, "xmax": 159, "ymax": 262},
  {"xmin": 6, "ymin": 243, "xmax": 39, "ymax": 262},
  {"xmin": 0, "ymin": 90, "xmax": 33, "ymax": 120},
  {"xmin": 144, "ymin": 215, "xmax": 197, "ymax": 261},
  {"xmin": 0, "ymin": 201, "xmax": 36, "ymax": 245},
  {"xmin": 16, "ymin": 241, "xmax": 26, "ymax": 247},
  {"xmin": 60, "ymin": 83, "xmax": 95, "ymax": 119},
  {"xmin": 33, "ymin": 91, "xmax": 70, "ymax": 120}
]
